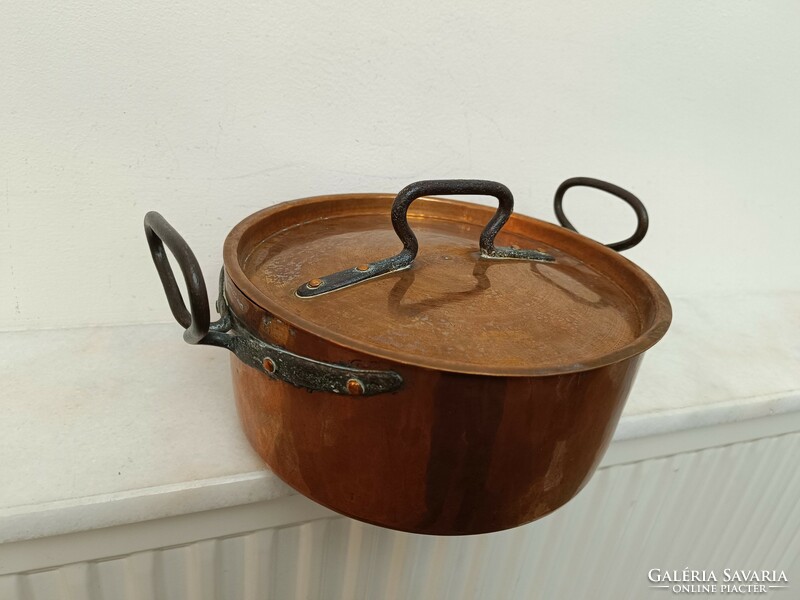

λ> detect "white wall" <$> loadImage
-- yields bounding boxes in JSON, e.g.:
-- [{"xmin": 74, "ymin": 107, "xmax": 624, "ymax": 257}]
[{"xmin": 2, "ymin": 0, "xmax": 798, "ymax": 331}]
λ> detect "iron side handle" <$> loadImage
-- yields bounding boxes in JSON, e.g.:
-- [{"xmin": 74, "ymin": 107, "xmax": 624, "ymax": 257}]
[
  {"xmin": 554, "ymin": 177, "xmax": 648, "ymax": 252},
  {"xmin": 143, "ymin": 212, "xmax": 403, "ymax": 396}
]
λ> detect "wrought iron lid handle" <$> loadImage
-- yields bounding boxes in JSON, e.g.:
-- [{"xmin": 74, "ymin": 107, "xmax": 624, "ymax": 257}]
[
  {"xmin": 297, "ymin": 179, "xmax": 555, "ymax": 298},
  {"xmin": 554, "ymin": 177, "xmax": 648, "ymax": 252}
]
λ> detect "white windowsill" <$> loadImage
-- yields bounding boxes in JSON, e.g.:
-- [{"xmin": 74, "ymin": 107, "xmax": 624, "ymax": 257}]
[{"xmin": 1, "ymin": 291, "xmax": 798, "ymax": 544}]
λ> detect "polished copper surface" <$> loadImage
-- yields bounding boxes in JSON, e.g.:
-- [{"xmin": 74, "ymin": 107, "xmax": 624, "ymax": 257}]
[{"xmin": 226, "ymin": 278, "xmax": 643, "ymax": 535}]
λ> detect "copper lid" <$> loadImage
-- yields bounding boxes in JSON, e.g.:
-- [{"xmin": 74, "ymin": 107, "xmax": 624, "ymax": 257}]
[{"xmin": 223, "ymin": 179, "xmax": 671, "ymax": 376}]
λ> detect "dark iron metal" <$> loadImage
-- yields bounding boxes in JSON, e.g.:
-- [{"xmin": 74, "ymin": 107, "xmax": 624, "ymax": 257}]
[
  {"xmin": 144, "ymin": 212, "xmax": 210, "ymax": 345},
  {"xmin": 296, "ymin": 180, "xmax": 556, "ymax": 298},
  {"xmin": 144, "ymin": 212, "xmax": 404, "ymax": 396},
  {"xmin": 554, "ymin": 177, "xmax": 648, "ymax": 252}
]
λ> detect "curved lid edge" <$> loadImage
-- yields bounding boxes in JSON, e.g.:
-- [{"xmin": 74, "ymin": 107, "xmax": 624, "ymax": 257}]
[{"xmin": 222, "ymin": 194, "xmax": 673, "ymax": 377}]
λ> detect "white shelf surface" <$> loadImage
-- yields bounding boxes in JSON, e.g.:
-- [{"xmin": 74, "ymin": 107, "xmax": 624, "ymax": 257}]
[{"xmin": 1, "ymin": 291, "xmax": 798, "ymax": 544}]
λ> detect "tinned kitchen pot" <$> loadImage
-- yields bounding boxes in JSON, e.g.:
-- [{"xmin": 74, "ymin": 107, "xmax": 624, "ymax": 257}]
[{"xmin": 144, "ymin": 178, "xmax": 671, "ymax": 535}]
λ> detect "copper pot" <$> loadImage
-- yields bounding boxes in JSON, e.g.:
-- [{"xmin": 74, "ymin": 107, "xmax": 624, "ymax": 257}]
[{"xmin": 145, "ymin": 178, "xmax": 671, "ymax": 535}]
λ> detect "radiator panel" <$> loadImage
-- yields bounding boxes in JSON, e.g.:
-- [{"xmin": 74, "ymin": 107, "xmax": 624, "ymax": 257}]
[{"xmin": 3, "ymin": 432, "xmax": 799, "ymax": 600}]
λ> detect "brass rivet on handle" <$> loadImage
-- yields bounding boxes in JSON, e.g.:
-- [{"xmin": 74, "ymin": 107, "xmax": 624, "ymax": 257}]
[
  {"xmin": 356, "ymin": 264, "xmax": 370, "ymax": 272},
  {"xmin": 346, "ymin": 378, "xmax": 364, "ymax": 396},
  {"xmin": 262, "ymin": 357, "xmax": 276, "ymax": 373},
  {"xmin": 307, "ymin": 278, "xmax": 323, "ymax": 289}
]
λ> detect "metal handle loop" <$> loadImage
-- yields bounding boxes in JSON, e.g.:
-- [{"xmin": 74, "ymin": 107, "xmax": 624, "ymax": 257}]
[
  {"xmin": 297, "ymin": 179, "xmax": 554, "ymax": 298},
  {"xmin": 144, "ymin": 212, "xmax": 210, "ymax": 344},
  {"xmin": 143, "ymin": 215, "xmax": 404, "ymax": 395},
  {"xmin": 392, "ymin": 180, "xmax": 547, "ymax": 260},
  {"xmin": 553, "ymin": 177, "xmax": 648, "ymax": 252}
]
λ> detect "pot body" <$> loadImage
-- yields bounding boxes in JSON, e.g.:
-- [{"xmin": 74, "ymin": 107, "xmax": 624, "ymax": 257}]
[{"xmin": 226, "ymin": 278, "xmax": 641, "ymax": 535}]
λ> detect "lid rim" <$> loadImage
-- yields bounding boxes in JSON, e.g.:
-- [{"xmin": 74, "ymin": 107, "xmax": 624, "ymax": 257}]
[{"xmin": 223, "ymin": 193, "xmax": 672, "ymax": 377}]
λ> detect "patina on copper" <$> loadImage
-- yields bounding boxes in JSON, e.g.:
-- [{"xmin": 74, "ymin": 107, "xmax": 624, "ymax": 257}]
[{"xmin": 145, "ymin": 178, "xmax": 671, "ymax": 535}]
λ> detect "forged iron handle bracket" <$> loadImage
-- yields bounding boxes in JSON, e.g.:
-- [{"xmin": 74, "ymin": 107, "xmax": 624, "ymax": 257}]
[
  {"xmin": 211, "ymin": 270, "xmax": 403, "ymax": 396},
  {"xmin": 553, "ymin": 177, "xmax": 649, "ymax": 252},
  {"xmin": 144, "ymin": 212, "xmax": 403, "ymax": 396},
  {"xmin": 296, "ymin": 179, "xmax": 555, "ymax": 298}
]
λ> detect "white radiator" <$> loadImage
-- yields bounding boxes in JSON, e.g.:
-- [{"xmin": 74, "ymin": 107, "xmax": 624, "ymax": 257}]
[{"xmin": 3, "ymin": 430, "xmax": 798, "ymax": 600}]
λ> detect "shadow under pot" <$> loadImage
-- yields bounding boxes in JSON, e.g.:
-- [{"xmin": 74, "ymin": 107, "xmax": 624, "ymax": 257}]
[{"xmin": 144, "ymin": 178, "xmax": 671, "ymax": 535}]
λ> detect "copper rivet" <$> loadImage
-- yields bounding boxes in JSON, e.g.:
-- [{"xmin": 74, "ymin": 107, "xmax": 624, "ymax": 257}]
[
  {"xmin": 307, "ymin": 278, "xmax": 323, "ymax": 289},
  {"xmin": 263, "ymin": 358, "xmax": 276, "ymax": 373},
  {"xmin": 356, "ymin": 264, "xmax": 370, "ymax": 272},
  {"xmin": 346, "ymin": 378, "xmax": 364, "ymax": 396}
]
